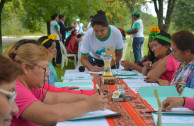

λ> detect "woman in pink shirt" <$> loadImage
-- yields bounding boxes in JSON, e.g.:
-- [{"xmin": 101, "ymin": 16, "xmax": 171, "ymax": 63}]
[
  {"xmin": 5, "ymin": 43, "xmax": 107, "ymax": 126},
  {"xmin": 143, "ymin": 31, "xmax": 179, "ymax": 83},
  {"xmin": 0, "ymin": 55, "xmax": 23, "ymax": 126},
  {"xmin": 162, "ymin": 97, "xmax": 194, "ymax": 111}
]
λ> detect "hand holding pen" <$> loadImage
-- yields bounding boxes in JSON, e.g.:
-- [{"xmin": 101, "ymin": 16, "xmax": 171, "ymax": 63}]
[{"xmin": 143, "ymin": 61, "xmax": 152, "ymax": 68}]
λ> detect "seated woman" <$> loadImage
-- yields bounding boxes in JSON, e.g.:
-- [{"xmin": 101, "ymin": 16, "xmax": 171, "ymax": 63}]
[
  {"xmin": 162, "ymin": 97, "xmax": 194, "ymax": 111},
  {"xmin": 6, "ymin": 43, "xmax": 107, "ymax": 126},
  {"xmin": 5, "ymin": 39, "xmax": 96, "ymax": 96},
  {"xmin": 0, "ymin": 55, "xmax": 23, "ymax": 126},
  {"xmin": 65, "ymin": 29, "xmax": 82, "ymax": 54},
  {"xmin": 142, "ymin": 31, "xmax": 179, "ymax": 83},
  {"xmin": 159, "ymin": 30, "xmax": 194, "ymax": 94},
  {"xmin": 121, "ymin": 26, "xmax": 159, "ymax": 73}
]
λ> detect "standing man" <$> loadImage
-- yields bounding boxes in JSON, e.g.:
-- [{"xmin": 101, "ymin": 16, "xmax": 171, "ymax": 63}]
[
  {"xmin": 50, "ymin": 13, "xmax": 62, "ymax": 65},
  {"xmin": 57, "ymin": 14, "xmax": 73, "ymax": 43},
  {"xmin": 76, "ymin": 18, "xmax": 84, "ymax": 34},
  {"xmin": 126, "ymin": 11, "xmax": 144, "ymax": 63}
]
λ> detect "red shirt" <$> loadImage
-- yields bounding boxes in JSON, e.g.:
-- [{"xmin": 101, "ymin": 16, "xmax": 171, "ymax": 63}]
[{"xmin": 65, "ymin": 36, "xmax": 78, "ymax": 54}]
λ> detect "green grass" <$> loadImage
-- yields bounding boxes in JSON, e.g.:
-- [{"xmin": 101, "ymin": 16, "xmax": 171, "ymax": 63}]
[
  {"xmin": 125, "ymin": 36, "xmax": 149, "ymax": 62},
  {"xmin": 54, "ymin": 61, "xmax": 75, "ymax": 82}
]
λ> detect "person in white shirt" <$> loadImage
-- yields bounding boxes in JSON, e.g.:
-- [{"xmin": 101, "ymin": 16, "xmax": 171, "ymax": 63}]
[
  {"xmin": 50, "ymin": 13, "xmax": 62, "ymax": 64},
  {"xmin": 126, "ymin": 11, "xmax": 144, "ymax": 63},
  {"xmin": 81, "ymin": 10, "xmax": 123, "ymax": 72},
  {"xmin": 76, "ymin": 19, "xmax": 84, "ymax": 34}
]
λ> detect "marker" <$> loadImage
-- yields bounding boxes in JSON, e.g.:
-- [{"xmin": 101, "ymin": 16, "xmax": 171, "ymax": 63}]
[{"xmin": 96, "ymin": 85, "xmax": 101, "ymax": 95}]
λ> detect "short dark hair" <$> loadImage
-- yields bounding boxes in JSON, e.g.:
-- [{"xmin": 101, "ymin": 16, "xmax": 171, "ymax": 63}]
[
  {"xmin": 38, "ymin": 36, "xmax": 56, "ymax": 49},
  {"xmin": 172, "ymin": 30, "xmax": 194, "ymax": 54},
  {"xmin": 91, "ymin": 10, "xmax": 108, "ymax": 27},
  {"xmin": 77, "ymin": 34, "xmax": 82, "ymax": 38},
  {"xmin": 59, "ymin": 14, "xmax": 65, "ymax": 19},
  {"xmin": 51, "ymin": 13, "xmax": 58, "ymax": 20}
]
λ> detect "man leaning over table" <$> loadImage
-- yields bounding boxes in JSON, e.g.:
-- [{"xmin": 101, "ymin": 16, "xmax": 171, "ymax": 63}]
[{"xmin": 81, "ymin": 10, "xmax": 123, "ymax": 72}]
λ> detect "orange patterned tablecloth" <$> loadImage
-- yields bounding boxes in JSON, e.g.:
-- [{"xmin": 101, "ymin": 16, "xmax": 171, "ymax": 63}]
[{"xmin": 92, "ymin": 74, "xmax": 155, "ymax": 126}]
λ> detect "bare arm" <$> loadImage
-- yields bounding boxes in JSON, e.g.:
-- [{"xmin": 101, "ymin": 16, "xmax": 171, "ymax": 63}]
[
  {"xmin": 145, "ymin": 56, "xmax": 167, "ymax": 82},
  {"xmin": 43, "ymin": 91, "xmax": 89, "ymax": 105},
  {"xmin": 21, "ymin": 94, "xmax": 107, "ymax": 125},
  {"xmin": 111, "ymin": 50, "xmax": 123, "ymax": 67},
  {"xmin": 81, "ymin": 55, "xmax": 103, "ymax": 72},
  {"xmin": 121, "ymin": 60, "xmax": 143, "ymax": 73},
  {"xmin": 57, "ymin": 29, "xmax": 62, "ymax": 40},
  {"xmin": 127, "ymin": 29, "xmax": 139, "ymax": 34}
]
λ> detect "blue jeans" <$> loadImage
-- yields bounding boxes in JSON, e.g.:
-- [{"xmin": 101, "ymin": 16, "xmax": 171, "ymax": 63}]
[
  {"xmin": 132, "ymin": 37, "xmax": 144, "ymax": 63},
  {"xmin": 88, "ymin": 55, "xmax": 119, "ymax": 69}
]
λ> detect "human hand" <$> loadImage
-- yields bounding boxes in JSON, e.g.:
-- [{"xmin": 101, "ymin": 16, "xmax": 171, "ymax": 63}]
[
  {"xmin": 162, "ymin": 97, "xmax": 184, "ymax": 111},
  {"xmin": 158, "ymin": 79, "xmax": 170, "ymax": 86},
  {"xmin": 144, "ymin": 76, "xmax": 158, "ymax": 83},
  {"xmin": 93, "ymin": 86, "xmax": 108, "ymax": 95},
  {"xmin": 143, "ymin": 61, "xmax": 152, "ymax": 68},
  {"xmin": 120, "ymin": 60, "xmax": 133, "ymax": 70},
  {"xmin": 86, "ymin": 94, "xmax": 108, "ymax": 111},
  {"xmin": 62, "ymin": 86, "xmax": 80, "ymax": 90},
  {"xmin": 90, "ymin": 66, "xmax": 103, "ymax": 72}
]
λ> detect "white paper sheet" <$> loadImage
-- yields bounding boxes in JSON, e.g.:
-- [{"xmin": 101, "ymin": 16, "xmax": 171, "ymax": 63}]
[
  {"xmin": 56, "ymin": 118, "xmax": 109, "ymax": 126},
  {"xmin": 152, "ymin": 113, "xmax": 194, "ymax": 124},
  {"xmin": 56, "ymin": 109, "xmax": 118, "ymax": 126}
]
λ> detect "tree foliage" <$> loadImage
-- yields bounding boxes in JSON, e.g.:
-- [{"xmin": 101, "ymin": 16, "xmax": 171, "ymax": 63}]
[{"xmin": 172, "ymin": 0, "xmax": 194, "ymax": 31}]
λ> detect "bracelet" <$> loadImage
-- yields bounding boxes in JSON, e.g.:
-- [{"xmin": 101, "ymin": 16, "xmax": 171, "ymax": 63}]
[{"xmin": 182, "ymin": 97, "xmax": 186, "ymax": 106}]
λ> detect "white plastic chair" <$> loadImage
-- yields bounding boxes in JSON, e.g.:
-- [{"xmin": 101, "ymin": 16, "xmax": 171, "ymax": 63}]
[{"xmin": 59, "ymin": 41, "xmax": 77, "ymax": 69}]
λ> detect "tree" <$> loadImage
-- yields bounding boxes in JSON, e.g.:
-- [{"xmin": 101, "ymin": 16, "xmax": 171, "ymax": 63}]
[
  {"xmin": 99, "ymin": 0, "xmax": 129, "ymax": 27},
  {"xmin": 122, "ymin": 0, "xmax": 146, "ymax": 25},
  {"xmin": 22, "ymin": 0, "xmax": 99, "ymax": 35},
  {"xmin": 152, "ymin": 0, "xmax": 176, "ymax": 32},
  {"xmin": 0, "ymin": 0, "xmax": 12, "ymax": 54},
  {"xmin": 172, "ymin": 0, "xmax": 194, "ymax": 31}
]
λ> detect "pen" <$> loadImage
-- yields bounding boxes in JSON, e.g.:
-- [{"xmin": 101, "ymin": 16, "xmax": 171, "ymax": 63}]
[
  {"xmin": 100, "ymin": 78, "xmax": 101, "ymax": 87},
  {"xmin": 96, "ymin": 85, "xmax": 101, "ymax": 95},
  {"xmin": 145, "ymin": 110, "xmax": 166, "ymax": 113}
]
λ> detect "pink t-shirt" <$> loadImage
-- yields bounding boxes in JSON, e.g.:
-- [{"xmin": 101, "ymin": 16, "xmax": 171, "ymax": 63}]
[
  {"xmin": 11, "ymin": 80, "xmax": 46, "ymax": 126},
  {"xmin": 44, "ymin": 83, "xmax": 95, "ymax": 96},
  {"xmin": 159, "ymin": 55, "xmax": 179, "ymax": 83},
  {"xmin": 184, "ymin": 97, "xmax": 194, "ymax": 111}
]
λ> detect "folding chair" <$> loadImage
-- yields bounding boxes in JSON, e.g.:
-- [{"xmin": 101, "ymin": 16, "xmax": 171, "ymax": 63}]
[{"xmin": 59, "ymin": 41, "xmax": 77, "ymax": 69}]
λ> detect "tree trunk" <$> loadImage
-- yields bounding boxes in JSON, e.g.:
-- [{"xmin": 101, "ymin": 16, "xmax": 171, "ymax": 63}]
[
  {"xmin": 47, "ymin": 21, "xmax": 50, "ymax": 35},
  {"xmin": 163, "ymin": 0, "xmax": 176, "ymax": 31},
  {"xmin": 0, "ymin": 0, "xmax": 5, "ymax": 54},
  {"xmin": 153, "ymin": 0, "xmax": 176, "ymax": 32},
  {"xmin": 153, "ymin": 0, "xmax": 164, "ymax": 30}
]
